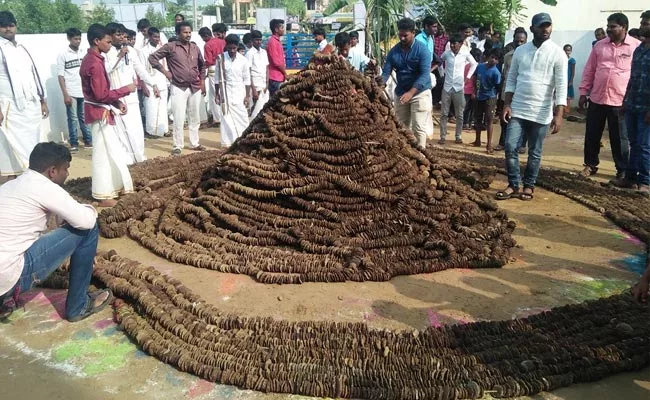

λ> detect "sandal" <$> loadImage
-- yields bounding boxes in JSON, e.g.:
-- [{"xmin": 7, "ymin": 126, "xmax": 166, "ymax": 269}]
[
  {"xmin": 486, "ymin": 147, "xmax": 494, "ymax": 155},
  {"xmin": 495, "ymin": 186, "xmax": 519, "ymax": 200},
  {"xmin": 67, "ymin": 289, "xmax": 114, "ymax": 322},
  {"xmin": 519, "ymin": 187, "xmax": 534, "ymax": 201}
]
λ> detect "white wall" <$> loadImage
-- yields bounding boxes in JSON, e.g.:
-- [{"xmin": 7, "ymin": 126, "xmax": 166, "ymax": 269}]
[{"xmin": 518, "ymin": 0, "xmax": 647, "ymax": 31}]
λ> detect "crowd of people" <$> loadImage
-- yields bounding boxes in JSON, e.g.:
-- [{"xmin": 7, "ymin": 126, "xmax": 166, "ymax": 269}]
[{"xmin": 0, "ymin": 9, "xmax": 650, "ymax": 321}]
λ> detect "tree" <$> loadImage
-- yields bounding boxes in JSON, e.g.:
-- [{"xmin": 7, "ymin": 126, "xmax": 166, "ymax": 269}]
[
  {"xmin": 145, "ymin": 5, "xmax": 168, "ymax": 29},
  {"xmin": 202, "ymin": 1, "xmax": 234, "ymax": 24},
  {"xmin": 87, "ymin": 2, "xmax": 115, "ymax": 26},
  {"xmin": 432, "ymin": 0, "xmax": 508, "ymax": 34},
  {"xmin": 262, "ymin": 0, "xmax": 305, "ymax": 18},
  {"xmin": 54, "ymin": 0, "xmax": 85, "ymax": 31}
]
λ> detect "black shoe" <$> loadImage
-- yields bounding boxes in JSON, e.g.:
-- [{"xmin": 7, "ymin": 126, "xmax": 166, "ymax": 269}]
[
  {"xmin": 84, "ymin": 142, "xmax": 93, "ymax": 149},
  {"xmin": 70, "ymin": 146, "xmax": 79, "ymax": 153}
]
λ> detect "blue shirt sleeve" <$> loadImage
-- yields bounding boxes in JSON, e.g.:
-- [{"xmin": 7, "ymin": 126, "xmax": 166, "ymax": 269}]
[
  {"xmin": 413, "ymin": 43, "xmax": 432, "ymax": 92},
  {"xmin": 382, "ymin": 48, "xmax": 394, "ymax": 83}
]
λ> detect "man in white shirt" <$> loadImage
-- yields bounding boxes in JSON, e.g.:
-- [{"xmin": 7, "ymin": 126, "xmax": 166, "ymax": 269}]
[
  {"xmin": 0, "ymin": 11, "xmax": 49, "ymax": 179},
  {"xmin": 445, "ymin": 23, "xmax": 473, "ymax": 53},
  {"xmin": 57, "ymin": 27, "xmax": 91, "ymax": 152},
  {"xmin": 497, "ymin": 13, "xmax": 567, "ymax": 201},
  {"xmin": 314, "ymin": 27, "xmax": 328, "ymax": 52},
  {"xmin": 246, "ymin": 30, "xmax": 269, "ymax": 119},
  {"xmin": 139, "ymin": 27, "xmax": 169, "ymax": 138},
  {"xmin": 439, "ymin": 34, "xmax": 478, "ymax": 144},
  {"xmin": 0, "ymin": 142, "xmax": 112, "ymax": 322},
  {"xmin": 216, "ymin": 34, "xmax": 251, "ymax": 146},
  {"xmin": 104, "ymin": 22, "xmax": 159, "ymax": 164}
]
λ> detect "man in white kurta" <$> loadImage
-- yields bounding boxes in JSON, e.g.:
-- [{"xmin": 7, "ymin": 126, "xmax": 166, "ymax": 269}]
[
  {"xmin": 104, "ymin": 24, "xmax": 158, "ymax": 164},
  {"xmin": 216, "ymin": 34, "xmax": 252, "ymax": 147},
  {"xmin": 245, "ymin": 30, "xmax": 269, "ymax": 120},
  {"xmin": 139, "ymin": 28, "xmax": 169, "ymax": 137},
  {"xmin": 0, "ymin": 11, "xmax": 48, "ymax": 177}
]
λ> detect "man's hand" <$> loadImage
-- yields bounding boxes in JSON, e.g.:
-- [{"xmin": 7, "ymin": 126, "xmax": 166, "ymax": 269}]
[
  {"xmin": 163, "ymin": 70, "xmax": 172, "ymax": 80},
  {"xmin": 399, "ymin": 91, "xmax": 415, "ymax": 105},
  {"xmin": 252, "ymin": 88, "xmax": 259, "ymax": 101},
  {"xmin": 244, "ymin": 97, "xmax": 250, "ymax": 108},
  {"xmin": 126, "ymin": 83, "xmax": 137, "ymax": 93},
  {"xmin": 142, "ymin": 85, "xmax": 150, "ymax": 97},
  {"xmin": 550, "ymin": 114, "xmax": 563, "ymax": 134},
  {"xmin": 153, "ymin": 85, "xmax": 160, "ymax": 98},
  {"xmin": 215, "ymin": 94, "xmax": 221, "ymax": 105},
  {"xmin": 41, "ymin": 101, "xmax": 49, "ymax": 118},
  {"xmin": 64, "ymin": 95, "xmax": 73, "ymax": 106},
  {"xmin": 118, "ymin": 46, "xmax": 129, "ymax": 59},
  {"xmin": 632, "ymin": 269, "xmax": 650, "ymax": 303},
  {"xmin": 471, "ymin": 93, "xmax": 476, "ymax": 100},
  {"xmin": 200, "ymin": 81, "xmax": 206, "ymax": 96},
  {"xmin": 578, "ymin": 95, "xmax": 588, "ymax": 109},
  {"xmin": 118, "ymin": 102, "xmax": 128, "ymax": 114},
  {"xmin": 502, "ymin": 104, "xmax": 512, "ymax": 123}
]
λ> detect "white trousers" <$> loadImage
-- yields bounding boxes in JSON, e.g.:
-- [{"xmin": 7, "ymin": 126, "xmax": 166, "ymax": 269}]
[
  {"xmin": 249, "ymin": 86, "xmax": 269, "ymax": 120},
  {"xmin": 170, "ymin": 85, "xmax": 201, "ymax": 150},
  {"xmin": 207, "ymin": 76, "xmax": 221, "ymax": 122},
  {"xmin": 116, "ymin": 100, "xmax": 146, "ymax": 164},
  {"xmin": 91, "ymin": 120, "xmax": 133, "ymax": 200},
  {"xmin": 144, "ymin": 88, "xmax": 169, "ymax": 136},
  {"xmin": 394, "ymin": 90, "xmax": 432, "ymax": 148},
  {"xmin": 220, "ymin": 100, "xmax": 249, "ymax": 147},
  {"xmin": 0, "ymin": 98, "xmax": 41, "ymax": 176}
]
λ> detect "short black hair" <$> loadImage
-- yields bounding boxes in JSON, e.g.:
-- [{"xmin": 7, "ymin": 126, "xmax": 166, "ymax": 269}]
[
  {"xmin": 0, "ymin": 10, "xmax": 17, "ymax": 27},
  {"xmin": 334, "ymin": 32, "xmax": 349, "ymax": 47},
  {"xmin": 594, "ymin": 27, "xmax": 605, "ymax": 34},
  {"xmin": 251, "ymin": 30, "xmax": 262, "ymax": 40},
  {"xmin": 176, "ymin": 21, "xmax": 192, "ymax": 34},
  {"xmin": 485, "ymin": 48, "xmax": 500, "ymax": 59},
  {"xmin": 175, "ymin": 13, "xmax": 185, "ymax": 21},
  {"xmin": 29, "ymin": 142, "xmax": 71, "ymax": 173},
  {"xmin": 212, "ymin": 23, "xmax": 227, "ymax": 33},
  {"xmin": 270, "ymin": 19, "xmax": 284, "ymax": 33},
  {"xmin": 137, "ymin": 18, "xmax": 150, "ymax": 30},
  {"xmin": 198, "ymin": 27, "xmax": 212, "ymax": 37},
  {"xmin": 469, "ymin": 47, "xmax": 482, "ymax": 61},
  {"xmin": 629, "ymin": 28, "xmax": 641, "ymax": 37},
  {"xmin": 607, "ymin": 12, "xmax": 629, "ymax": 29},
  {"xmin": 225, "ymin": 33, "xmax": 240, "ymax": 46},
  {"xmin": 242, "ymin": 32, "xmax": 252, "ymax": 44},
  {"xmin": 422, "ymin": 16, "xmax": 436, "ymax": 27},
  {"xmin": 313, "ymin": 27, "xmax": 326, "ymax": 36},
  {"xmin": 148, "ymin": 27, "xmax": 160, "ymax": 36},
  {"xmin": 458, "ymin": 23, "xmax": 472, "ymax": 32},
  {"xmin": 349, "ymin": 31, "xmax": 359, "ymax": 39},
  {"xmin": 105, "ymin": 22, "xmax": 123, "ymax": 35},
  {"xmin": 514, "ymin": 30, "xmax": 528, "ymax": 38},
  {"xmin": 642, "ymin": 10, "xmax": 650, "ymax": 19},
  {"xmin": 87, "ymin": 23, "xmax": 108, "ymax": 47},
  {"xmin": 238, "ymin": 43, "xmax": 246, "ymax": 52},
  {"xmin": 66, "ymin": 27, "xmax": 82, "ymax": 38},
  {"xmin": 513, "ymin": 26, "xmax": 526, "ymax": 35},
  {"xmin": 397, "ymin": 18, "xmax": 416, "ymax": 32},
  {"xmin": 478, "ymin": 26, "xmax": 488, "ymax": 34},
  {"xmin": 449, "ymin": 33, "xmax": 463, "ymax": 44},
  {"xmin": 563, "ymin": 43, "xmax": 572, "ymax": 50},
  {"xmin": 126, "ymin": 29, "xmax": 136, "ymax": 39}
]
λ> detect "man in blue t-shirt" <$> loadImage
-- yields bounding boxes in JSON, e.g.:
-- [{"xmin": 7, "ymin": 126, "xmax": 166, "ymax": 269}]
[{"xmin": 473, "ymin": 48, "xmax": 501, "ymax": 153}]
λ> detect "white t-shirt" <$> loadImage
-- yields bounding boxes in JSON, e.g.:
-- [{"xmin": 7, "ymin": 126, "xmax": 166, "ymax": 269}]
[
  {"xmin": 245, "ymin": 46, "xmax": 268, "ymax": 89},
  {"xmin": 57, "ymin": 46, "xmax": 84, "ymax": 98},
  {"xmin": 318, "ymin": 39, "xmax": 328, "ymax": 51},
  {"xmin": 0, "ymin": 170, "xmax": 97, "ymax": 296}
]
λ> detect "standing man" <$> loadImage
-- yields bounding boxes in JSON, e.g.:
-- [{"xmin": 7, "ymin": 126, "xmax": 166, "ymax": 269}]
[
  {"xmin": 616, "ymin": 11, "xmax": 650, "ymax": 194},
  {"xmin": 57, "ymin": 27, "xmax": 92, "ymax": 152},
  {"xmin": 415, "ymin": 16, "xmax": 436, "ymax": 56},
  {"xmin": 497, "ymin": 13, "xmax": 567, "ymax": 201},
  {"xmin": 0, "ymin": 11, "xmax": 48, "ymax": 180},
  {"xmin": 150, "ymin": 21, "xmax": 206, "ymax": 156},
  {"xmin": 445, "ymin": 23, "xmax": 473, "ymax": 53},
  {"xmin": 216, "ymin": 34, "xmax": 251, "ymax": 146},
  {"xmin": 202, "ymin": 25, "xmax": 226, "ymax": 127},
  {"xmin": 578, "ymin": 13, "xmax": 640, "ymax": 179},
  {"xmin": 267, "ymin": 19, "xmax": 286, "ymax": 97},
  {"xmin": 139, "ymin": 27, "xmax": 169, "ymax": 138},
  {"xmin": 438, "ymin": 34, "xmax": 478, "ymax": 144},
  {"xmin": 432, "ymin": 23, "xmax": 449, "ymax": 106},
  {"xmin": 80, "ymin": 23, "xmax": 136, "ymax": 207},
  {"xmin": 314, "ymin": 27, "xmax": 328, "ymax": 51},
  {"xmin": 382, "ymin": 18, "xmax": 432, "ymax": 148},
  {"xmin": 246, "ymin": 30, "xmax": 269, "ymax": 119}
]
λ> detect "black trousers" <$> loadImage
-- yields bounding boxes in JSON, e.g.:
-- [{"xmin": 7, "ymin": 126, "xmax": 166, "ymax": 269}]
[
  {"xmin": 432, "ymin": 69, "xmax": 444, "ymax": 104},
  {"xmin": 584, "ymin": 101, "xmax": 629, "ymax": 173}
]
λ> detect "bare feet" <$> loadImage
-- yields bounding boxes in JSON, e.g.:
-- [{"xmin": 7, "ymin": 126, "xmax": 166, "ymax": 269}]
[
  {"xmin": 486, "ymin": 147, "xmax": 494, "ymax": 154},
  {"xmin": 97, "ymin": 199, "xmax": 118, "ymax": 207}
]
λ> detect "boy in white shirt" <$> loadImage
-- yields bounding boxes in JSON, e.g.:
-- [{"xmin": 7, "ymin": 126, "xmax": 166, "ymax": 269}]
[
  {"xmin": 139, "ymin": 27, "xmax": 170, "ymax": 137},
  {"xmin": 57, "ymin": 27, "xmax": 91, "ymax": 152},
  {"xmin": 0, "ymin": 142, "xmax": 112, "ymax": 322},
  {"xmin": 314, "ymin": 27, "xmax": 328, "ymax": 51},
  {"xmin": 216, "ymin": 34, "xmax": 251, "ymax": 146},
  {"xmin": 245, "ymin": 30, "xmax": 269, "ymax": 119}
]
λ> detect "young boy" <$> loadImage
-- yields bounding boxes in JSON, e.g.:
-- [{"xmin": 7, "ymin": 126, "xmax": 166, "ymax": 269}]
[
  {"xmin": 462, "ymin": 48, "xmax": 482, "ymax": 130},
  {"xmin": 473, "ymin": 48, "xmax": 501, "ymax": 153},
  {"xmin": 216, "ymin": 34, "xmax": 251, "ymax": 146},
  {"xmin": 57, "ymin": 27, "xmax": 92, "ymax": 152},
  {"xmin": 564, "ymin": 44, "xmax": 576, "ymax": 111},
  {"xmin": 80, "ymin": 23, "xmax": 136, "ymax": 207},
  {"xmin": 592, "ymin": 27, "xmax": 606, "ymax": 46},
  {"xmin": 314, "ymin": 27, "xmax": 328, "ymax": 51},
  {"xmin": 246, "ymin": 30, "xmax": 269, "ymax": 119}
]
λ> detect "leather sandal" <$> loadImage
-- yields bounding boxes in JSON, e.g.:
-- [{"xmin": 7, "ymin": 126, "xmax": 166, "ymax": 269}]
[
  {"xmin": 67, "ymin": 289, "xmax": 114, "ymax": 322},
  {"xmin": 495, "ymin": 186, "xmax": 519, "ymax": 200}
]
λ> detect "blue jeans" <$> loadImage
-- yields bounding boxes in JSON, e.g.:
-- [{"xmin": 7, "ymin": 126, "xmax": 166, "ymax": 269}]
[
  {"xmin": 14, "ymin": 224, "xmax": 98, "ymax": 319},
  {"xmin": 625, "ymin": 111, "xmax": 650, "ymax": 186},
  {"xmin": 505, "ymin": 117, "xmax": 549, "ymax": 189},
  {"xmin": 268, "ymin": 79, "xmax": 283, "ymax": 96},
  {"xmin": 66, "ymin": 97, "xmax": 92, "ymax": 147}
]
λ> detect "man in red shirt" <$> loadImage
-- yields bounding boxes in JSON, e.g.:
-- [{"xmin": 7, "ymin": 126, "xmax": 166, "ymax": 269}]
[
  {"xmin": 80, "ymin": 23, "xmax": 136, "ymax": 207},
  {"xmin": 267, "ymin": 19, "xmax": 286, "ymax": 96},
  {"xmin": 200, "ymin": 26, "xmax": 225, "ymax": 127}
]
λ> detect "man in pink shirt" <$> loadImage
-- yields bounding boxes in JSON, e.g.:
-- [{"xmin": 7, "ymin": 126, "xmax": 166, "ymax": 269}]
[
  {"xmin": 267, "ymin": 19, "xmax": 286, "ymax": 96},
  {"xmin": 578, "ymin": 13, "xmax": 641, "ymax": 178}
]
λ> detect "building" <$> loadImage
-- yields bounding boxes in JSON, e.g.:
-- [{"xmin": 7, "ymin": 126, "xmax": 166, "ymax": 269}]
[{"xmin": 518, "ymin": 0, "xmax": 647, "ymax": 30}]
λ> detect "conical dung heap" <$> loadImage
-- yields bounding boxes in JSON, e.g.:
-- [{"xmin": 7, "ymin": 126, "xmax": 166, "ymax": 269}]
[{"xmin": 100, "ymin": 53, "xmax": 516, "ymax": 283}]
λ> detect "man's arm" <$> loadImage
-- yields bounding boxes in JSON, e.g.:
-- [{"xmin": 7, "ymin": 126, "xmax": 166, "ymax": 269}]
[
  {"xmin": 131, "ymin": 50, "xmax": 156, "ymax": 87},
  {"xmin": 56, "ymin": 53, "xmax": 71, "ymax": 105},
  {"xmin": 550, "ymin": 51, "xmax": 568, "ymax": 134},
  {"xmin": 87, "ymin": 63, "xmax": 133, "ymax": 105},
  {"xmin": 465, "ymin": 53, "xmax": 478, "ymax": 78},
  {"xmin": 578, "ymin": 46, "xmax": 597, "ymax": 98},
  {"xmin": 411, "ymin": 45, "xmax": 433, "ymax": 91},
  {"xmin": 504, "ymin": 50, "xmax": 520, "ymax": 100},
  {"xmin": 197, "ymin": 47, "xmax": 206, "ymax": 80},
  {"xmin": 267, "ymin": 39, "xmax": 286, "ymax": 77},
  {"xmin": 204, "ymin": 43, "xmax": 216, "ymax": 67},
  {"xmin": 149, "ymin": 43, "xmax": 171, "ymax": 71},
  {"xmin": 381, "ymin": 49, "xmax": 394, "ymax": 83},
  {"xmin": 41, "ymin": 183, "xmax": 97, "ymax": 230}
]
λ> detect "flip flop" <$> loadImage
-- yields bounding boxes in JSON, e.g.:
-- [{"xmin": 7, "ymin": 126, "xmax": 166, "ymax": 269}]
[
  {"xmin": 495, "ymin": 186, "xmax": 519, "ymax": 200},
  {"xmin": 67, "ymin": 289, "xmax": 114, "ymax": 322},
  {"xmin": 520, "ymin": 187, "xmax": 534, "ymax": 201}
]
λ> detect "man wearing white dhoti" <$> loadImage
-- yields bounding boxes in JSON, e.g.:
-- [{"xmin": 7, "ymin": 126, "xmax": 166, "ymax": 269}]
[
  {"xmin": 139, "ymin": 27, "xmax": 169, "ymax": 138},
  {"xmin": 149, "ymin": 21, "xmax": 207, "ymax": 156},
  {"xmin": 0, "ymin": 11, "xmax": 49, "ymax": 178},
  {"xmin": 80, "ymin": 24, "xmax": 137, "ymax": 207},
  {"xmin": 216, "ymin": 34, "xmax": 252, "ymax": 147},
  {"xmin": 246, "ymin": 30, "xmax": 269, "ymax": 120},
  {"xmin": 104, "ymin": 22, "xmax": 159, "ymax": 164}
]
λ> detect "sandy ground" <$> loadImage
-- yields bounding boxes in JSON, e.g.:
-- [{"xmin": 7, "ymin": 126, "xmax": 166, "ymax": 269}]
[{"xmin": 1, "ymin": 120, "xmax": 649, "ymax": 400}]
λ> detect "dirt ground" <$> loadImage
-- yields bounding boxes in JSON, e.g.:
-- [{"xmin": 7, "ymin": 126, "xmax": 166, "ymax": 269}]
[{"xmin": 1, "ymin": 120, "xmax": 649, "ymax": 400}]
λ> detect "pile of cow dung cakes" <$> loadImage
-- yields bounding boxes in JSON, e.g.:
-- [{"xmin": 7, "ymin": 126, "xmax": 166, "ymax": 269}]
[{"xmin": 98, "ymin": 53, "xmax": 516, "ymax": 284}]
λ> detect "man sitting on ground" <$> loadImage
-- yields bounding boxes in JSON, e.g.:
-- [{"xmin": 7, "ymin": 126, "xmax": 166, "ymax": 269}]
[{"xmin": 0, "ymin": 142, "xmax": 112, "ymax": 321}]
